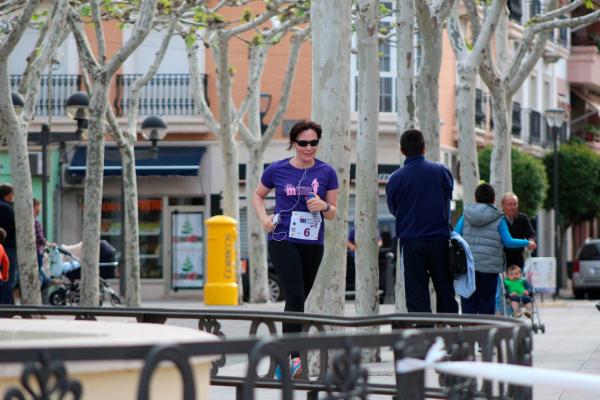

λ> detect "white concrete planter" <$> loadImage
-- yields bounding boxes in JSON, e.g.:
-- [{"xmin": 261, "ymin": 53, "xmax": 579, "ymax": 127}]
[{"xmin": 0, "ymin": 319, "xmax": 218, "ymax": 399}]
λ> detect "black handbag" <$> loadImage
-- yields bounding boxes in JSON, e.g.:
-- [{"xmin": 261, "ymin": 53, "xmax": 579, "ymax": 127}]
[{"xmin": 448, "ymin": 238, "xmax": 468, "ymax": 277}]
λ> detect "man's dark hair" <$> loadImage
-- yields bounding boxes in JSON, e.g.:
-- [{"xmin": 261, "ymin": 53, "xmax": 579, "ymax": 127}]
[
  {"xmin": 0, "ymin": 184, "xmax": 13, "ymax": 199},
  {"xmin": 0, "ymin": 228, "xmax": 5, "ymax": 243},
  {"xmin": 288, "ymin": 120, "xmax": 323, "ymax": 150},
  {"xmin": 33, "ymin": 198, "xmax": 40, "ymax": 207},
  {"xmin": 475, "ymin": 183, "xmax": 495, "ymax": 204},
  {"xmin": 400, "ymin": 129, "xmax": 425, "ymax": 157}
]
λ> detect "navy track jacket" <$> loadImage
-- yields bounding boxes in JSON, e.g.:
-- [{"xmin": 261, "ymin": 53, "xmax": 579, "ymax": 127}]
[{"xmin": 386, "ymin": 156, "xmax": 453, "ymax": 241}]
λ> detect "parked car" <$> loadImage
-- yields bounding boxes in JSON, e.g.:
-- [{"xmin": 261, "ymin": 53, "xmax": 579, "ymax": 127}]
[
  {"xmin": 242, "ymin": 215, "xmax": 397, "ymax": 303},
  {"xmin": 569, "ymin": 238, "xmax": 600, "ymax": 299}
]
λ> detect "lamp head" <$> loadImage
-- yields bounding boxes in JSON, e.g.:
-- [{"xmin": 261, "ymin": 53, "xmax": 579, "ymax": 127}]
[
  {"xmin": 545, "ymin": 108, "xmax": 566, "ymax": 128},
  {"xmin": 66, "ymin": 91, "xmax": 90, "ymax": 121},
  {"xmin": 11, "ymin": 92, "xmax": 25, "ymax": 114},
  {"xmin": 141, "ymin": 115, "xmax": 168, "ymax": 144}
]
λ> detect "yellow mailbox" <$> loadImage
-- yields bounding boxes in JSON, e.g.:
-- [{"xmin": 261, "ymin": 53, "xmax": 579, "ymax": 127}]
[{"xmin": 204, "ymin": 215, "xmax": 239, "ymax": 305}]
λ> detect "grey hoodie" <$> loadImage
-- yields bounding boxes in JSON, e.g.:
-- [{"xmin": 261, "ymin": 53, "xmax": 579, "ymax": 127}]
[{"xmin": 462, "ymin": 203, "xmax": 505, "ymax": 273}]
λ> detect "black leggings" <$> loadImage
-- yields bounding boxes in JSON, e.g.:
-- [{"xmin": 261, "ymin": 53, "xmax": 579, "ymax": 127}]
[{"xmin": 268, "ymin": 240, "xmax": 324, "ymax": 336}]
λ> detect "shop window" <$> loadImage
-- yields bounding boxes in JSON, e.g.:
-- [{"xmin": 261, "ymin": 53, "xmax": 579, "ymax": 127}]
[{"xmin": 101, "ymin": 197, "xmax": 163, "ymax": 279}]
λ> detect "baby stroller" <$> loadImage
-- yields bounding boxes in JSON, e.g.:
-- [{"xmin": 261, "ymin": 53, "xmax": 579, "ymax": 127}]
[
  {"xmin": 47, "ymin": 240, "xmax": 122, "ymax": 307},
  {"xmin": 500, "ymin": 266, "xmax": 545, "ymax": 334}
]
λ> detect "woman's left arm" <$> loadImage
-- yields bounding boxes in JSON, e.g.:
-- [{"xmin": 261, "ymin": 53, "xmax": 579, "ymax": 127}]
[{"xmin": 322, "ymin": 189, "xmax": 337, "ymax": 220}]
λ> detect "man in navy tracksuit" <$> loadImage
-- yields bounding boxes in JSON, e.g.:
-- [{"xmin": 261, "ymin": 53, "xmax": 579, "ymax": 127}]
[{"xmin": 386, "ymin": 130, "xmax": 458, "ymax": 313}]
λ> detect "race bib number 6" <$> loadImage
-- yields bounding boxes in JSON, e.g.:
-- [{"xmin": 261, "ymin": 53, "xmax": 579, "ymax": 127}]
[{"xmin": 289, "ymin": 211, "xmax": 322, "ymax": 241}]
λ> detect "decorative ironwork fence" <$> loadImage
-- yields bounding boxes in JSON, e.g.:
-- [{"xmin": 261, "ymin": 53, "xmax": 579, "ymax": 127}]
[
  {"xmin": 114, "ymin": 73, "xmax": 209, "ymax": 116},
  {"xmin": 9, "ymin": 74, "xmax": 82, "ymax": 116},
  {"xmin": 0, "ymin": 306, "xmax": 533, "ymax": 400}
]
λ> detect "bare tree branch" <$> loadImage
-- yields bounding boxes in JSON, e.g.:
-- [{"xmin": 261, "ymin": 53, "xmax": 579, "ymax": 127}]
[
  {"xmin": 104, "ymin": 0, "xmax": 158, "ymax": 76},
  {"xmin": 187, "ymin": 38, "xmax": 220, "ymax": 132},
  {"xmin": 259, "ymin": 26, "xmax": 309, "ymax": 152},
  {"xmin": 508, "ymin": 8, "xmax": 600, "ymax": 94},
  {"xmin": 225, "ymin": 0, "xmax": 286, "ymax": 37},
  {"xmin": 20, "ymin": 0, "xmax": 70, "ymax": 119},
  {"xmin": 127, "ymin": 12, "xmax": 179, "ymax": 141},
  {"xmin": 0, "ymin": 0, "xmax": 41, "ymax": 58},
  {"xmin": 68, "ymin": 8, "xmax": 102, "ymax": 73},
  {"xmin": 90, "ymin": 0, "xmax": 107, "ymax": 64}
]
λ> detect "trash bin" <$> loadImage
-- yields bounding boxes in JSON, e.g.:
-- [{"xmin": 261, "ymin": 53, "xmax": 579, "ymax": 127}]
[{"xmin": 204, "ymin": 215, "xmax": 239, "ymax": 305}]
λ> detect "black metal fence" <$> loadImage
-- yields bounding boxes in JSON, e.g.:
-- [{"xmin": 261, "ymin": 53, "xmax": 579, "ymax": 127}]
[
  {"xmin": 9, "ymin": 74, "xmax": 82, "ymax": 116},
  {"xmin": 0, "ymin": 306, "xmax": 533, "ymax": 400},
  {"xmin": 114, "ymin": 73, "xmax": 209, "ymax": 117}
]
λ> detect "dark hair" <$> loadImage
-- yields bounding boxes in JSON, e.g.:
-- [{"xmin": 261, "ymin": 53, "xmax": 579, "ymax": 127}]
[
  {"xmin": 400, "ymin": 129, "xmax": 425, "ymax": 157},
  {"xmin": 475, "ymin": 183, "xmax": 495, "ymax": 204},
  {"xmin": 0, "ymin": 184, "xmax": 13, "ymax": 199},
  {"xmin": 288, "ymin": 120, "xmax": 322, "ymax": 150},
  {"xmin": 507, "ymin": 264, "xmax": 521, "ymax": 274},
  {"xmin": 33, "ymin": 198, "xmax": 40, "ymax": 207},
  {"xmin": 0, "ymin": 228, "xmax": 5, "ymax": 243}
]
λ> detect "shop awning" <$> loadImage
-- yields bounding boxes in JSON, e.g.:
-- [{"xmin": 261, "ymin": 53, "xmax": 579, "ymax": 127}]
[
  {"xmin": 572, "ymin": 89, "xmax": 600, "ymax": 115},
  {"xmin": 67, "ymin": 145, "xmax": 205, "ymax": 177}
]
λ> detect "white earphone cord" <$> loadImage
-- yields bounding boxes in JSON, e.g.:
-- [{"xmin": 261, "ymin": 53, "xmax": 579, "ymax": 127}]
[{"xmin": 272, "ymin": 167, "xmax": 308, "ymax": 242}]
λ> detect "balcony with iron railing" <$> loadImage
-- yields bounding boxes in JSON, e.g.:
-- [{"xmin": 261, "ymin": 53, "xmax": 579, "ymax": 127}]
[
  {"xmin": 114, "ymin": 73, "xmax": 208, "ymax": 117},
  {"xmin": 9, "ymin": 74, "xmax": 82, "ymax": 116},
  {"xmin": 569, "ymin": 28, "xmax": 600, "ymax": 89}
]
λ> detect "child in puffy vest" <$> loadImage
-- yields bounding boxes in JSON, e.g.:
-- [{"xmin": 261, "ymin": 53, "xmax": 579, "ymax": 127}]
[
  {"xmin": 0, "ymin": 228, "xmax": 9, "ymax": 283},
  {"xmin": 454, "ymin": 183, "xmax": 536, "ymax": 315},
  {"xmin": 504, "ymin": 264, "xmax": 533, "ymax": 318}
]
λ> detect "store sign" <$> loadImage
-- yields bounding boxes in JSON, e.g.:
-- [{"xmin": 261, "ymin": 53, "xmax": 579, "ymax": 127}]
[{"xmin": 171, "ymin": 212, "xmax": 204, "ymax": 289}]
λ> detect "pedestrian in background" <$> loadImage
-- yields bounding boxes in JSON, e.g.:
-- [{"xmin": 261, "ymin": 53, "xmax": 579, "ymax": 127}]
[
  {"xmin": 496, "ymin": 192, "xmax": 536, "ymax": 313},
  {"xmin": 0, "ymin": 184, "xmax": 17, "ymax": 304},
  {"xmin": 386, "ymin": 129, "xmax": 458, "ymax": 313},
  {"xmin": 33, "ymin": 198, "xmax": 52, "ymax": 302},
  {"xmin": 0, "ymin": 228, "xmax": 9, "ymax": 284},
  {"xmin": 252, "ymin": 120, "xmax": 338, "ymax": 378},
  {"xmin": 501, "ymin": 192, "xmax": 536, "ymax": 268},
  {"xmin": 346, "ymin": 226, "xmax": 382, "ymax": 291},
  {"xmin": 454, "ymin": 183, "xmax": 536, "ymax": 315}
]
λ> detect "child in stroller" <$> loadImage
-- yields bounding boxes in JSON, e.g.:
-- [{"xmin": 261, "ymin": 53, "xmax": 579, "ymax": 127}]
[
  {"xmin": 47, "ymin": 240, "xmax": 122, "ymax": 306},
  {"xmin": 504, "ymin": 264, "xmax": 533, "ymax": 318}
]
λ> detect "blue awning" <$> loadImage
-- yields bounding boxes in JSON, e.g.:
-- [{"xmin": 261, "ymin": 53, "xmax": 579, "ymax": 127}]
[{"xmin": 67, "ymin": 145, "xmax": 205, "ymax": 177}]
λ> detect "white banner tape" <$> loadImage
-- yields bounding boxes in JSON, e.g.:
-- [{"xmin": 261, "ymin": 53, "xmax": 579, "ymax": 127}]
[{"xmin": 395, "ymin": 337, "xmax": 600, "ymax": 393}]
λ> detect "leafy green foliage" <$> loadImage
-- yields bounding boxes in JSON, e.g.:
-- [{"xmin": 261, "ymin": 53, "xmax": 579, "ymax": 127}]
[
  {"xmin": 185, "ymin": 33, "xmax": 196, "ymax": 48},
  {"xmin": 80, "ymin": 4, "xmax": 92, "ymax": 17},
  {"xmin": 585, "ymin": 0, "xmax": 595, "ymax": 10},
  {"xmin": 241, "ymin": 8, "xmax": 253, "ymax": 22},
  {"xmin": 543, "ymin": 142, "xmax": 600, "ymax": 228},
  {"xmin": 479, "ymin": 146, "xmax": 548, "ymax": 217}
]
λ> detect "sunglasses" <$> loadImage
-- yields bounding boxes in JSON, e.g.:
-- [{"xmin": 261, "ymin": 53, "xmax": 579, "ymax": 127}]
[{"xmin": 296, "ymin": 139, "xmax": 320, "ymax": 147}]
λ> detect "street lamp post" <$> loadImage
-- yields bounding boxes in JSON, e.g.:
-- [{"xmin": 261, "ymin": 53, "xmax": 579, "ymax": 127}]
[
  {"xmin": 117, "ymin": 115, "xmax": 168, "ymax": 296},
  {"xmin": 545, "ymin": 108, "xmax": 566, "ymax": 297},
  {"xmin": 12, "ymin": 91, "xmax": 89, "ymax": 236},
  {"xmin": 259, "ymin": 93, "xmax": 272, "ymax": 134}
]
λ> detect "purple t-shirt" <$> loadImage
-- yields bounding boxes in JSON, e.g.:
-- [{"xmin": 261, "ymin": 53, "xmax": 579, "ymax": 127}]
[{"xmin": 261, "ymin": 158, "xmax": 339, "ymax": 244}]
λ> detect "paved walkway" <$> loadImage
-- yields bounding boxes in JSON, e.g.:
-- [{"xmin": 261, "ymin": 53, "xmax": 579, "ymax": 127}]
[{"xmin": 142, "ymin": 297, "xmax": 600, "ymax": 399}]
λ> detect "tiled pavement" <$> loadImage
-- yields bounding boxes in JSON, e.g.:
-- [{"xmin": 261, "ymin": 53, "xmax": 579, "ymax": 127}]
[{"xmin": 142, "ymin": 297, "xmax": 600, "ymax": 399}]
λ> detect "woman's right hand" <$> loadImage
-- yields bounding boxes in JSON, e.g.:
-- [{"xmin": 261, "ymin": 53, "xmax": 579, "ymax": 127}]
[{"xmin": 261, "ymin": 215, "xmax": 275, "ymax": 232}]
